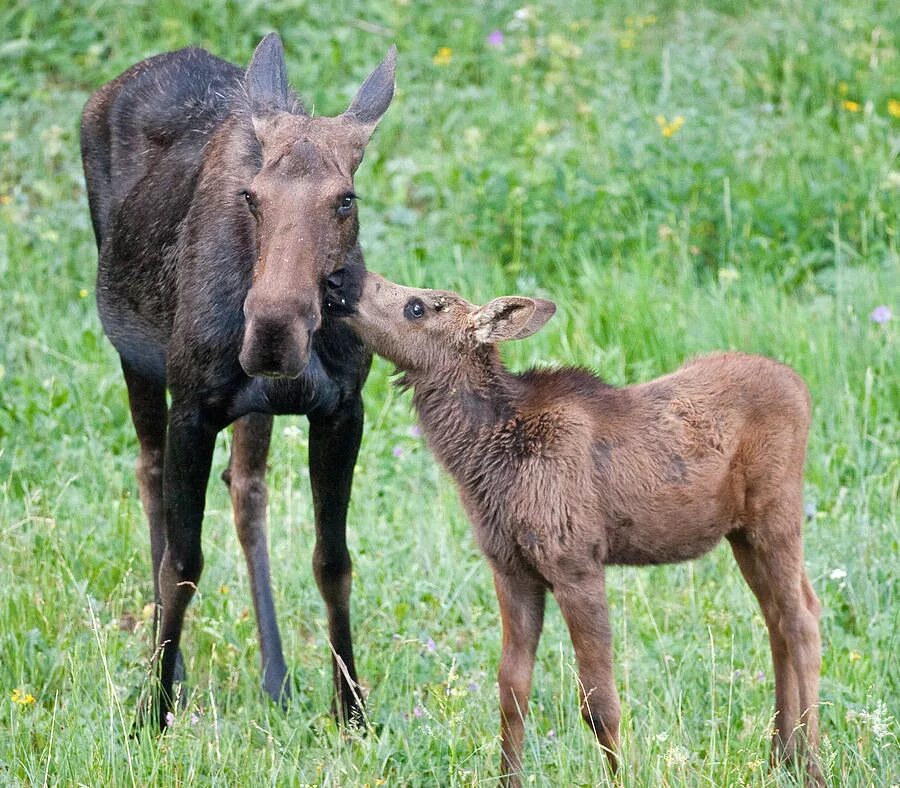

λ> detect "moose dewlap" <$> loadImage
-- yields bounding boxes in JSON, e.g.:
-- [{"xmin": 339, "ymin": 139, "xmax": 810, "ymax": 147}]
[{"xmin": 328, "ymin": 270, "xmax": 823, "ymax": 787}]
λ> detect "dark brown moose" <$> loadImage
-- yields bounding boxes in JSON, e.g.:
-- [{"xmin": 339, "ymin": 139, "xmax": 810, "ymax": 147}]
[
  {"xmin": 80, "ymin": 34, "xmax": 395, "ymax": 728},
  {"xmin": 327, "ymin": 271, "xmax": 823, "ymax": 786}
]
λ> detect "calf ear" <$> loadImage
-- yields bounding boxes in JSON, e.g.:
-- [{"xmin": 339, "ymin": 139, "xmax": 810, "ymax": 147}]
[
  {"xmin": 343, "ymin": 45, "xmax": 397, "ymax": 135},
  {"xmin": 472, "ymin": 297, "xmax": 556, "ymax": 343},
  {"xmin": 246, "ymin": 33, "xmax": 291, "ymax": 120}
]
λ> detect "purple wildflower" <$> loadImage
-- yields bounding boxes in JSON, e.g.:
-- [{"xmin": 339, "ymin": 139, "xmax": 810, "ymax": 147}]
[
  {"xmin": 392, "ymin": 445, "xmax": 404, "ymax": 458},
  {"xmin": 165, "ymin": 711, "xmax": 175, "ymax": 727},
  {"xmin": 426, "ymin": 637, "xmax": 436, "ymax": 653},
  {"xmin": 190, "ymin": 712, "xmax": 200, "ymax": 725},
  {"xmin": 468, "ymin": 681, "xmax": 480, "ymax": 692},
  {"xmin": 870, "ymin": 305, "xmax": 891, "ymax": 324},
  {"xmin": 413, "ymin": 705, "xmax": 424, "ymax": 718},
  {"xmin": 487, "ymin": 30, "xmax": 504, "ymax": 48},
  {"xmin": 409, "ymin": 424, "xmax": 422, "ymax": 438},
  {"xmin": 756, "ymin": 670, "xmax": 766, "ymax": 683}
]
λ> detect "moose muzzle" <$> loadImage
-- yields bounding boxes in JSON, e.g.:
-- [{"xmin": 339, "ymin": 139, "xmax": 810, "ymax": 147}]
[{"xmin": 239, "ymin": 294, "xmax": 319, "ymax": 379}]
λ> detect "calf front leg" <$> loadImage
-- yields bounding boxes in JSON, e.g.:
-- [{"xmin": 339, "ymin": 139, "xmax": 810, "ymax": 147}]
[
  {"xmin": 223, "ymin": 412, "xmax": 290, "ymax": 705},
  {"xmin": 155, "ymin": 404, "xmax": 217, "ymax": 729},
  {"xmin": 308, "ymin": 396, "xmax": 365, "ymax": 724},
  {"xmin": 553, "ymin": 572, "xmax": 621, "ymax": 774},
  {"xmin": 493, "ymin": 569, "xmax": 546, "ymax": 788}
]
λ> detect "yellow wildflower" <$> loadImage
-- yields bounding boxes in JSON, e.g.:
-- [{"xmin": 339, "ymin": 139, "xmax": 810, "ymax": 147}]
[
  {"xmin": 718, "ymin": 267, "xmax": 740, "ymax": 284},
  {"xmin": 656, "ymin": 114, "xmax": 685, "ymax": 138},
  {"xmin": 888, "ymin": 99, "xmax": 900, "ymax": 118},
  {"xmin": 849, "ymin": 650, "xmax": 861, "ymax": 661},
  {"xmin": 219, "ymin": 584, "xmax": 229, "ymax": 595},
  {"xmin": 11, "ymin": 689, "xmax": 36, "ymax": 706},
  {"xmin": 79, "ymin": 288, "xmax": 89, "ymax": 298},
  {"xmin": 433, "ymin": 47, "xmax": 452, "ymax": 66},
  {"xmin": 842, "ymin": 99, "xmax": 861, "ymax": 112},
  {"xmin": 0, "ymin": 194, "xmax": 11, "ymax": 205}
]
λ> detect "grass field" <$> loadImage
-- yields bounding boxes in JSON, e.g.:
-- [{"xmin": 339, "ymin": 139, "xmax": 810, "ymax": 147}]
[{"xmin": 1, "ymin": 0, "xmax": 898, "ymax": 784}]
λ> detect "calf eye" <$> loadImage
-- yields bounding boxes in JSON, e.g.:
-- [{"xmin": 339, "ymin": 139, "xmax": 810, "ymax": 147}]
[
  {"xmin": 337, "ymin": 193, "xmax": 356, "ymax": 217},
  {"xmin": 239, "ymin": 189, "xmax": 258, "ymax": 217},
  {"xmin": 404, "ymin": 298, "xmax": 426, "ymax": 320}
]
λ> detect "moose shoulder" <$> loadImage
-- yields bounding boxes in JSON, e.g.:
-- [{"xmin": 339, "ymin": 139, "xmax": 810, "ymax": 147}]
[{"xmin": 80, "ymin": 34, "xmax": 396, "ymax": 728}]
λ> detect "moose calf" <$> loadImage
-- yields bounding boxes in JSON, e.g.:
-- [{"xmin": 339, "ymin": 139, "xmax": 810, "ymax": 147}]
[{"xmin": 327, "ymin": 271, "xmax": 823, "ymax": 786}]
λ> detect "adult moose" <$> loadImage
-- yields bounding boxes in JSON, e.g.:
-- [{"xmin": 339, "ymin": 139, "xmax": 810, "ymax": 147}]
[{"xmin": 80, "ymin": 33, "xmax": 395, "ymax": 728}]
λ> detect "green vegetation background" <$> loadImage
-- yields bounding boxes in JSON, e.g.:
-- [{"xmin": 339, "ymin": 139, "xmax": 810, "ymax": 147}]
[{"xmin": 1, "ymin": 0, "xmax": 897, "ymax": 784}]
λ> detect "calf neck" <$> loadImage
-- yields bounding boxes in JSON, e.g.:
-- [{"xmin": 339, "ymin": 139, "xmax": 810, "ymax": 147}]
[{"xmin": 329, "ymin": 271, "xmax": 823, "ymax": 786}]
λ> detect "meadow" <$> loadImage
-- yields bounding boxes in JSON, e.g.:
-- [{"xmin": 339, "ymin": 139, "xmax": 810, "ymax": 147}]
[{"xmin": 1, "ymin": 0, "xmax": 897, "ymax": 784}]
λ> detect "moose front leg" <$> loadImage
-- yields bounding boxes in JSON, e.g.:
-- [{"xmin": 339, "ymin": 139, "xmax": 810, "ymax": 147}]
[
  {"xmin": 223, "ymin": 412, "xmax": 291, "ymax": 705},
  {"xmin": 308, "ymin": 395, "xmax": 365, "ymax": 724},
  {"xmin": 154, "ymin": 405, "xmax": 217, "ymax": 729}
]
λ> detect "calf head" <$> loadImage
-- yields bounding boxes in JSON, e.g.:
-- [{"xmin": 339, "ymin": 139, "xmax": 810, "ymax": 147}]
[
  {"xmin": 328, "ymin": 271, "xmax": 557, "ymax": 373},
  {"xmin": 238, "ymin": 34, "xmax": 395, "ymax": 379}
]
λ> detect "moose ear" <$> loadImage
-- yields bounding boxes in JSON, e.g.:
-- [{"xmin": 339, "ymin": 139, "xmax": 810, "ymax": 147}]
[
  {"xmin": 471, "ymin": 297, "xmax": 556, "ymax": 344},
  {"xmin": 246, "ymin": 33, "xmax": 291, "ymax": 120},
  {"xmin": 343, "ymin": 45, "xmax": 397, "ymax": 134}
]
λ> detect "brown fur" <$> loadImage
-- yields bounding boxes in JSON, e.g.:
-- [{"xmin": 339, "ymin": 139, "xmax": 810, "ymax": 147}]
[{"xmin": 334, "ymin": 272, "xmax": 823, "ymax": 786}]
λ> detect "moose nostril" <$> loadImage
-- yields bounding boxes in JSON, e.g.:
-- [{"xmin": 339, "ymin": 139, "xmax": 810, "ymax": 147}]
[{"xmin": 326, "ymin": 270, "xmax": 344, "ymax": 289}]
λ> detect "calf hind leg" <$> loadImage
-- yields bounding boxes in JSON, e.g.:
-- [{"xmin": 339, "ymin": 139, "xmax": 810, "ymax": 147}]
[
  {"xmin": 223, "ymin": 412, "xmax": 290, "ymax": 705},
  {"xmin": 729, "ymin": 527, "xmax": 823, "ymax": 785}
]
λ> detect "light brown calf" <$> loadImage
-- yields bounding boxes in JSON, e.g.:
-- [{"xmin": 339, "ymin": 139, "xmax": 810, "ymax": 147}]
[{"xmin": 329, "ymin": 271, "xmax": 823, "ymax": 786}]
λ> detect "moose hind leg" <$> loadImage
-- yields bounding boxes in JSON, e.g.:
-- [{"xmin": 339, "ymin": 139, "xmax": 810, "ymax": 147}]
[
  {"xmin": 223, "ymin": 412, "xmax": 290, "ymax": 705},
  {"xmin": 308, "ymin": 397, "xmax": 365, "ymax": 724}
]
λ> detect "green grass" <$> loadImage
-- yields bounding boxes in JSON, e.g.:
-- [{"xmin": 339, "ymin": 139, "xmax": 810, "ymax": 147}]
[{"xmin": 1, "ymin": 0, "xmax": 898, "ymax": 784}]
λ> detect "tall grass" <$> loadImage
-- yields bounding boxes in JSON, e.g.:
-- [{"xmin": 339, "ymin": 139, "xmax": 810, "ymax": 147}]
[{"xmin": 1, "ymin": 0, "xmax": 897, "ymax": 784}]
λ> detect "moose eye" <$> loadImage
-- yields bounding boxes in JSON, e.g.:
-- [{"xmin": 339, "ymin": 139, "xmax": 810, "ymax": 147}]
[
  {"xmin": 239, "ymin": 189, "xmax": 258, "ymax": 217},
  {"xmin": 404, "ymin": 298, "xmax": 426, "ymax": 320},
  {"xmin": 337, "ymin": 192, "xmax": 356, "ymax": 217}
]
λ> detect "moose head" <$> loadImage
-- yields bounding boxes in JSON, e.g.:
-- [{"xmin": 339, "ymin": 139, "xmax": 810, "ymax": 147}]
[{"xmin": 238, "ymin": 34, "xmax": 395, "ymax": 379}]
